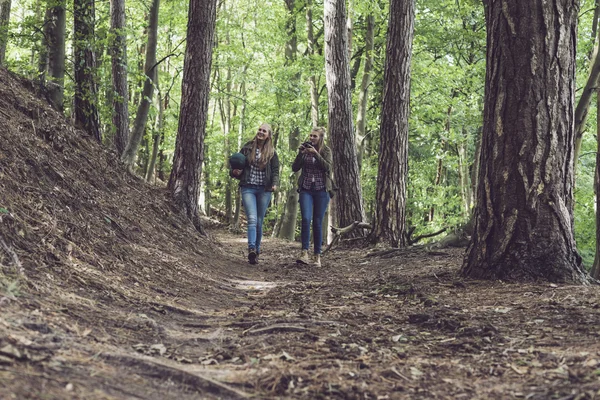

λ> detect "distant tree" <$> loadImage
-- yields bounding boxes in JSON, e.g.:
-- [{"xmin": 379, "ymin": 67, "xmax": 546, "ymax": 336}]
[
  {"xmin": 370, "ymin": 0, "xmax": 414, "ymax": 248},
  {"xmin": 121, "ymin": 0, "xmax": 159, "ymax": 171},
  {"xmin": 110, "ymin": 0, "xmax": 129, "ymax": 156},
  {"xmin": 324, "ymin": 0, "xmax": 365, "ymax": 230},
  {"xmin": 73, "ymin": 0, "xmax": 100, "ymax": 141},
  {"xmin": 462, "ymin": 0, "xmax": 588, "ymax": 283},
  {"xmin": 168, "ymin": 0, "xmax": 217, "ymax": 233},
  {"xmin": 277, "ymin": 0, "xmax": 301, "ymax": 241},
  {"xmin": 0, "ymin": 0, "xmax": 10, "ymax": 65}
]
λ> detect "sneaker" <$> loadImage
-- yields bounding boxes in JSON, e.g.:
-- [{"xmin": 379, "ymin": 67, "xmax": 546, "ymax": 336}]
[
  {"xmin": 296, "ymin": 250, "xmax": 310, "ymax": 264},
  {"xmin": 313, "ymin": 254, "xmax": 321, "ymax": 267},
  {"xmin": 248, "ymin": 248, "xmax": 257, "ymax": 265}
]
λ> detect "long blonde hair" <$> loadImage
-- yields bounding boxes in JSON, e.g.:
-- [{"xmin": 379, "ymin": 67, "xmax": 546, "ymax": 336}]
[
  {"xmin": 309, "ymin": 126, "xmax": 326, "ymax": 153},
  {"xmin": 249, "ymin": 123, "xmax": 275, "ymax": 169}
]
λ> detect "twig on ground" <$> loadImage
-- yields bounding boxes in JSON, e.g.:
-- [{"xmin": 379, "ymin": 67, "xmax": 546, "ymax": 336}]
[{"xmin": 243, "ymin": 324, "xmax": 309, "ymax": 336}]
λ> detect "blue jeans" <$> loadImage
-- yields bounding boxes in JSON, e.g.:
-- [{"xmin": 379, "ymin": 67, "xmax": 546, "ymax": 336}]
[
  {"xmin": 299, "ymin": 189, "xmax": 330, "ymax": 254},
  {"xmin": 241, "ymin": 185, "xmax": 272, "ymax": 253}
]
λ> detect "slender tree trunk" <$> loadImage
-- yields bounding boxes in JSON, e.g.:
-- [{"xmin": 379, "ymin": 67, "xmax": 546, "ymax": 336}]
[
  {"xmin": 356, "ymin": 14, "xmax": 374, "ymax": 169},
  {"xmin": 73, "ymin": 0, "xmax": 100, "ymax": 141},
  {"xmin": 591, "ymin": 90, "xmax": 600, "ymax": 278},
  {"xmin": 146, "ymin": 80, "xmax": 162, "ymax": 183},
  {"xmin": 574, "ymin": 26, "xmax": 600, "ymax": 170},
  {"xmin": 462, "ymin": 0, "xmax": 587, "ymax": 283},
  {"xmin": 277, "ymin": 0, "xmax": 301, "ymax": 240},
  {"xmin": 370, "ymin": 0, "xmax": 414, "ymax": 247},
  {"xmin": 110, "ymin": 0, "xmax": 129, "ymax": 156},
  {"xmin": 167, "ymin": 0, "xmax": 217, "ymax": 233},
  {"xmin": 324, "ymin": 0, "xmax": 364, "ymax": 230},
  {"xmin": 306, "ymin": 0, "xmax": 319, "ymax": 127},
  {"xmin": 0, "ymin": 0, "xmax": 11, "ymax": 65},
  {"xmin": 121, "ymin": 0, "xmax": 159, "ymax": 170}
]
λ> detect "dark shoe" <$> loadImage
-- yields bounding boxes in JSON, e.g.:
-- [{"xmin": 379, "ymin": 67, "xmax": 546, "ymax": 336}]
[{"xmin": 248, "ymin": 249, "xmax": 257, "ymax": 265}]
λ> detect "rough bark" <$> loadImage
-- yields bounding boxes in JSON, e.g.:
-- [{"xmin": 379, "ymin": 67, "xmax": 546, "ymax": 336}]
[
  {"xmin": 306, "ymin": 0, "xmax": 319, "ymax": 127},
  {"xmin": 39, "ymin": 0, "xmax": 66, "ymax": 111},
  {"xmin": 121, "ymin": 0, "xmax": 159, "ymax": 170},
  {"xmin": 73, "ymin": 0, "xmax": 100, "ymax": 141},
  {"xmin": 146, "ymin": 81, "xmax": 162, "ymax": 183},
  {"xmin": 110, "ymin": 0, "xmax": 129, "ymax": 156},
  {"xmin": 0, "ymin": 0, "xmax": 11, "ymax": 65},
  {"xmin": 167, "ymin": 0, "xmax": 217, "ymax": 233},
  {"xmin": 462, "ymin": 0, "xmax": 588, "ymax": 283},
  {"xmin": 324, "ymin": 0, "xmax": 364, "ymax": 230},
  {"xmin": 370, "ymin": 0, "xmax": 414, "ymax": 248}
]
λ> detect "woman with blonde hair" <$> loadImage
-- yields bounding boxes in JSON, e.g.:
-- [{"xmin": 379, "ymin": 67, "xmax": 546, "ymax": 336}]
[
  {"xmin": 292, "ymin": 126, "xmax": 334, "ymax": 267},
  {"xmin": 230, "ymin": 123, "xmax": 280, "ymax": 264}
]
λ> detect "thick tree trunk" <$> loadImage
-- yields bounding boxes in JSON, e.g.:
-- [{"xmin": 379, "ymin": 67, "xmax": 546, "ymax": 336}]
[
  {"xmin": 0, "ymin": 0, "xmax": 10, "ymax": 65},
  {"xmin": 462, "ymin": 0, "xmax": 588, "ymax": 283},
  {"xmin": 40, "ymin": 0, "xmax": 65, "ymax": 111},
  {"xmin": 324, "ymin": 0, "xmax": 364, "ymax": 230},
  {"xmin": 121, "ymin": 0, "xmax": 159, "ymax": 170},
  {"xmin": 167, "ymin": 0, "xmax": 217, "ymax": 233},
  {"xmin": 371, "ymin": 0, "xmax": 414, "ymax": 248},
  {"xmin": 73, "ymin": 0, "xmax": 100, "ymax": 141},
  {"xmin": 110, "ymin": 0, "xmax": 129, "ymax": 156}
]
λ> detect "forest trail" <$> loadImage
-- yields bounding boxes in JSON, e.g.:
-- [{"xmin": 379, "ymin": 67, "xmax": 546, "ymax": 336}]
[{"xmin": 1, "ymin": 67, "xmax": 600, "ymax": 399}]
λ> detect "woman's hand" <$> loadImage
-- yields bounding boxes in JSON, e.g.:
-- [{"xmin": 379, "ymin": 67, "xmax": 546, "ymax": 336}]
[{"xmin": 232, "ymin": 169, "xmax": 242, "ymax": 177}]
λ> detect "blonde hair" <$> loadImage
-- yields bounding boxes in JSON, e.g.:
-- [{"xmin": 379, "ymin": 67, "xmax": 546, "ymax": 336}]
[
  {"xmin": 249, "ymin": 123, "xmax": 275, "ymax": 169},
  {"xmin": 309, "ymin": 126, "xmax": 326, "ymax": 153}
]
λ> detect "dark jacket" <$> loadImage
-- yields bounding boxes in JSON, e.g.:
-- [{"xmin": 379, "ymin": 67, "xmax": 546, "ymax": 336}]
[
  {"xmin": 292, "ymin": 145, "xmax": 336, "ymax": 197},
  {"xmin": 230, "ymin": 141, "xmax": 280, "ymax": 189}
]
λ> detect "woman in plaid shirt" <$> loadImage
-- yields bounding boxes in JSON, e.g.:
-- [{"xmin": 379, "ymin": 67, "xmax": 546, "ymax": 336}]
[
  {"xmin": 230, "ymin": 123, "xmax": 280, "ymax": 265},
  {"xmin": 292, "ymin": 127, "xmax": 334, "ymax": 267}
]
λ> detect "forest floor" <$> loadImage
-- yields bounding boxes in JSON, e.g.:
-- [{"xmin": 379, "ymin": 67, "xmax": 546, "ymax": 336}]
[{"xmin": 1, "ymin": 67, "xmax": 600, "ymax": 400}]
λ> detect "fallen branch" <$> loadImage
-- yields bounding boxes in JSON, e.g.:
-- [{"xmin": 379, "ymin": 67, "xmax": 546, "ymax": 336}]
[
  {"xmin": 407, "ymin": 228, "xmax": 447, "ymax": 245},
  {"xmin": 103, "ymin": 353, "xmax": 250, "ymax": 399},
  {"xmin": 323, "ymin": 221, "xmax": 372, "ymax": 255},
  {"xmin": 243, "ymin": 324, "xmax": 309, "ymax": 336}
]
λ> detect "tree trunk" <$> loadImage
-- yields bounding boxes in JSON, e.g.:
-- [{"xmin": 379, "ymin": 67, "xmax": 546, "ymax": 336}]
[
  {"xmin": 277, "ymin": 0, "xmax": 301, "ymax": 241},
  {"xmin": 73, "ymin": 0, "xmax": 100, "ymax": 141},
  {"xmin": 591, "ymin": 90, "xmax": 600, "ymax": 278},
  {"xmin": 167, "ymin": 0, "xmax": 217, "ymax": 233},
  {"xmin": 39, "ymin": 0, "xmax": 66, "ymax": 111},
  {"xmin": 110, "ymin": 0, "xmax": 129, "ymax": 156},
  {"xmin": 370, "ymin": 0, "xmax": 414, "ymax": 248},
  {"xmin": 324, "ymin": 0, "xmax": 364, "ymax": 230},
  {"xmin": 355, "ymin": 14, "xmax": 374, "ymax": 169},
  {"xmin": 146, "ymin": 80, "xmax": 162, "ymax": 183},
  {"xmin": 306, "ymin": 0, "xmax": 319, "ymax": 127},
  {"xmin": 462, "ymin": 0, "xmax": 588, "ymax": 283},
  {"xmin": 0, "ymin": 0, "xmax": 11, "ymax": 65},
  {"xmin": 121, "ymin": 0, "xmax": 159, "ymax": 171}
]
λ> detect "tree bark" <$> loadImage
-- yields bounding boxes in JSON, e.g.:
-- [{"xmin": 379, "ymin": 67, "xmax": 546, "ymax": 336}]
[
  {"xmin": 110, "ymin": 0, "xmax": 129, "ymax": 156},
  {"xmin": 73, "ymin": 0, "xmax": 100, "ymax": 141},
  {"xmin": 146, "ymin": 79, "xmax": 162, "ymax": 183},
  {"xmin": 462, "ymin": 0, "xmax": 588, "ymax": 283},
  {"xmin": 277, "ymin": 0, "xmax": 301, "ymax": 241},
  {"xmin": 167, "ymin": 0, "xmax": 217, "ymax": 233},
  {"xmin": 355, "ymin": 14, "xmax": 374, "ymax": 169},
  {"xmin": 370, "ymin": 0, "xmax": 414, "ymax": 248},
  {"xmin": 0, "ymin": 0, "xmax": 10, "ymax": 65},
  {"xmin": 306, "ymin": 0, "xmax": 319, "ymax": 127},
  {"xmin": 121, "ymin": 0, "xmax": 159, "ymax": 170},
  {"xmin": 324, "ymin": 0, "xmax": 364, "ymax": 231},
  {"xmin": 591, "ymin": 90, "xmax": 600, "ymax": 279}
]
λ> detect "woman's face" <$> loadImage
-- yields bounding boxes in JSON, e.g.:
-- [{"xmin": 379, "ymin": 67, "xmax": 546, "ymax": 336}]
[
  {"xmin": 256, "ymin": 124, "xmax": 270, "ymax": 142},
  {"xmin": 309, "ymin": 131, "xmax": 320, "ymax": 146}
]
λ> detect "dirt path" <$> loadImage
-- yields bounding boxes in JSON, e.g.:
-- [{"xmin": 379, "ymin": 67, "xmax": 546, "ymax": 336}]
[{"xmin": 3, "ymin": 229, "xmax": 600, "ymax": 399}]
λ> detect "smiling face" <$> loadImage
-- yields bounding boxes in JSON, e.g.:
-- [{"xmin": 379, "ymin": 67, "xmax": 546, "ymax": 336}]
[
  {"xmin": 256, "ymin": 124, "xmax": 271, "ymax": 142},
  {"xmin": 309, "ymin": 132, "xmax": 319, "ymax": 146}
]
